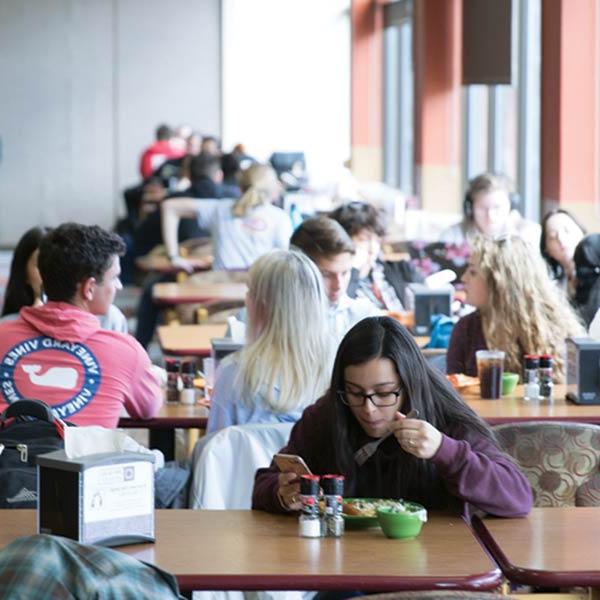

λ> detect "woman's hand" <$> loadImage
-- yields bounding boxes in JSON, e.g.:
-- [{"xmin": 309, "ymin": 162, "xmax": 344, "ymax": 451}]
[
  {"xmin": 389, "ymin": 411, "xmax": 443, "ymax": 459},
  {"xmin": 276, "ymin": 472, "xmax": 302, "ymax": 511}
]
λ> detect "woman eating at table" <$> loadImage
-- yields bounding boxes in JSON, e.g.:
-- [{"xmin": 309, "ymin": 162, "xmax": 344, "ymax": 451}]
[
  {"xmin": 206, "ymin": 248, "xmax": 333, "ymax": 433},
  {"xmin": 447, "ymin": 235, "xmax": 584, "ymax": 381},
  {"xmin": 253, "ymin": 316, "xmax": 532, "ymax": 517}
]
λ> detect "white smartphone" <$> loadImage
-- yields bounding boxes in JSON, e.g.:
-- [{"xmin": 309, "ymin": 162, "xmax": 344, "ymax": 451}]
[{"xmin": 273, "ymin": 453, "xmax": 313, "ymax": 476}]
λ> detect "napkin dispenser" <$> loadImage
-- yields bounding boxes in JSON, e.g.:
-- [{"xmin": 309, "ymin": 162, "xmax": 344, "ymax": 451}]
[
  {"xmin": 37, "ymin": 450, "xmax": 155, "ymax": 547},
  {"xmin": 407, "ymin": 283, "xmax": 453, "ymax": 335},
  {"xmin": 565, "ymin": 337, "xmax": 600, "ymax": 405}
]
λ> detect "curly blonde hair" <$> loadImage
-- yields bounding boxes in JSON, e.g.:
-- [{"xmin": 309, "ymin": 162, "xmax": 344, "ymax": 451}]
[{"xmin": 473, "ymin": 235, "xmax": 585, "ymax": 381}]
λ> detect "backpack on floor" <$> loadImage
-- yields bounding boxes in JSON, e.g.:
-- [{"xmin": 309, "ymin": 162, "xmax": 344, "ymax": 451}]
[{"xmin": 0, "ymin": 399, "xmax": 69, "ymax": 508}]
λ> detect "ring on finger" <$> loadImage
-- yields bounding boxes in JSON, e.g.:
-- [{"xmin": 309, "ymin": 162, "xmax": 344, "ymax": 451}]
[{"xmin": 409, "ymin": 439, "xmax": 416, "ymax": 448}]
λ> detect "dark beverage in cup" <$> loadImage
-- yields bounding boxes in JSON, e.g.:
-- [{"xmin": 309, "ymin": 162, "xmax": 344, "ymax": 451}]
[{"xmin": 476, "ymin": 350, "xmax": 505, "ymax": 399}]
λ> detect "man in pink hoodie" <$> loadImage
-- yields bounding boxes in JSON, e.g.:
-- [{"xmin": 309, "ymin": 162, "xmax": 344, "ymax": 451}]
[{"xmin": 0, "ymin": 223, "xmax": 162, "ymax": 427}]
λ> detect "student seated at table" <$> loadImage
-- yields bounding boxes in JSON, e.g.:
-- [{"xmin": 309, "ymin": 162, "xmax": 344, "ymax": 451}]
[
  {"xmin": 540, "ymin": 208, "xmax": 586, "ymax": 299},
  {"xmin": 253, "ymin": 316, "xmax": 532, "ymax": 517},
  {"xmin": 206, "ymin": 249, "xmax": 332, "ymax": 433},
  {"xmin": 447, "ymin": 235, "xmax": 583, "ymax": 380},
  {"xmin": 0, "ymin": 223, "xmax": 162, "ymax": 427},
  {"xmin": 162, "ymin": 163, "xmax": 291, "ymax": 271},
  {"xmin": 330, "ymin": 201, "xmax": 423, "ymax": 310},
  {"xmin": 440, "ymin": 172, "xmax": 540, "ymax": 247},
  {"xmin": 1, "ymin": 226, "xmax": 128, "ymax": 333},
  {"xmin": 290, "ymin": 216, "xmax": 380, "ymax": 341}
]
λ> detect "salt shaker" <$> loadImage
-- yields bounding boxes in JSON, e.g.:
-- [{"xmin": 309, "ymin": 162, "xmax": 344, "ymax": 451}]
[
  {"xmin": 298, "ymin": 475, "xmax": 321, "ymax": 538},
  {"xmin": 522, "ymin": 354, "xmax": 540, "ymax": 401},
  {"xmin": 179, "ymin": 360, "xmax": 196, "ymax": 405}
]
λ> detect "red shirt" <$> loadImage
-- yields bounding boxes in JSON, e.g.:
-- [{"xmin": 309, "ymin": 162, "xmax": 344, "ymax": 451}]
[
  {"xmin": 139, "ymin": 140, "xmax": 184, "ymax": 180},
  {"xmin": 0, "ymin": 303, "xmax": 162, "ymax": 427}
]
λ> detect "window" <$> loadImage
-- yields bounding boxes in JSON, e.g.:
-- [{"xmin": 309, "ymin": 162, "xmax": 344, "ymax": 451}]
[{"xmin": 383, "ymin": 0, "xmax": 414, "ymax": 195}]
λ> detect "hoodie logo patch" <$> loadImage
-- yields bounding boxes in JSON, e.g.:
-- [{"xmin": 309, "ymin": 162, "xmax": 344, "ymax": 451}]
[
  {"xmin": 21, "ymin": 365, "xmax": 78, "ymax": 390},
  {"xmin": 0, "ymin": 336, "xmax": 101, "ymax": 418}
]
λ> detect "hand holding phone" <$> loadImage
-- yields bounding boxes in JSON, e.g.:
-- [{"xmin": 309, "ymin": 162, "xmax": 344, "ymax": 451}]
[{"xmin": 273, "ymin": 453, "xmax": 312, "ymax": 477}]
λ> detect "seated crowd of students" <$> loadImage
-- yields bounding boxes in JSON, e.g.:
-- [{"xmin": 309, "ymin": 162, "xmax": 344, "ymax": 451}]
[{"xmin": 3, "ymin": 127, "xmax": 600, "ymax": 544}]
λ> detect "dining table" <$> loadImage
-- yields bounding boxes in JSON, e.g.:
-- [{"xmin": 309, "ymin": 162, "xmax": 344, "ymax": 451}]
[
  {"xmin": 0, "ymin": 509, "xmax": 502, "ymax": 593},
  {"xmin": 158, "ymin": 323, "xmax": 228, "ymax": 357},
  {"xmin": 462, "ymin": 384, "xmax": 600, "ymax": 425},
  {"xmin": 473, "ymin": 507, "xmax": 600, "ymax": 589},
  {"xmin": 153, "ymin": 281, "xmax": 247, "ymax": 305}
]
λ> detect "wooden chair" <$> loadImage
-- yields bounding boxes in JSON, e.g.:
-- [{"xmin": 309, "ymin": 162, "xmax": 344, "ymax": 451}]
[{"xmin": 494, "ymin": 421, "xmax": 600, "ymax": 507}]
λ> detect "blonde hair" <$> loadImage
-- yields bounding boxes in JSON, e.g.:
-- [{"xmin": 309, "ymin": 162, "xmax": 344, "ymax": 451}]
[
  {"xmin": 473, "ymin": 235, "xmax": 585, "ymax": 381},
  {"xmin": 232, "ymin": 164, "xmax": 280, "ymax": 218},
  {"xmin": 236, "ymin": 249, "xmax": 332, "ymax": 413}
]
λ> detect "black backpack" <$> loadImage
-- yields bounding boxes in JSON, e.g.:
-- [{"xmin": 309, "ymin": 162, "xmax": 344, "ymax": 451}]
[{"xmin": 0, "ymin": 399, "xmax": 70, "ymax": 508}]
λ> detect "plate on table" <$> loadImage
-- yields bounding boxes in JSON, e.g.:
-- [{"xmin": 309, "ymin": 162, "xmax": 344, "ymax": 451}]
[
  {"xmin": 342, "ymin": 498, "xmax": 383, "ymax": 529},
  {"xmin": 446, "ymin": 374, "xmax": 480, "ymax": 395}
]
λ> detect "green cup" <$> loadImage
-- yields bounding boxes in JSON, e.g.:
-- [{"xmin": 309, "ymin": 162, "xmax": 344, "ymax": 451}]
[
  {"xmin": 376, "ymin": 504, "xmax": 427, "ymax": 539},
  {"xmin": 502, "ymin": 372, "xmax": 519, "ymax": 396}
]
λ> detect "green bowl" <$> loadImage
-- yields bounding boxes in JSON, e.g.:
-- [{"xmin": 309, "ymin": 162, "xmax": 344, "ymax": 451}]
[
  {"xmin": 376, "ymin": 503, "xmax": 427, "ymax": 539},
  {"xmin": 502, "ymin": 372, "xmax": 519, "ymax": 396}
]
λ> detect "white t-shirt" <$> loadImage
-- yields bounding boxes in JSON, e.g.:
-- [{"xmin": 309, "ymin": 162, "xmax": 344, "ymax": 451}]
[
  {"xmin": 439, "ymin": 213, "xmax": 541, "ymax": 248},
  {"xmin": 196, "ymin": 200, "xmax": 292, "ymax": 270},
  {"xmin": 328, "ymin": 294, "xmax": 381, "ymax": 342}
]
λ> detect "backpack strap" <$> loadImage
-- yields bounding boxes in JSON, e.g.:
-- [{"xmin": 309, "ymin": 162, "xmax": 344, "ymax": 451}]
[{"xmin": 1, "ymin": 399, "xmax": 56, "ymax": 424}]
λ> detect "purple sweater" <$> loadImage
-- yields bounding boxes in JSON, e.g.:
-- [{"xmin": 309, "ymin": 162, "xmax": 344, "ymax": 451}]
[
  {"xmin": 447, "ymin": 310, "xmax": 488, "ymax": 376},
  {"xmin": 252, "ymin": 397, "xmax": 532, "ymax": 518}
]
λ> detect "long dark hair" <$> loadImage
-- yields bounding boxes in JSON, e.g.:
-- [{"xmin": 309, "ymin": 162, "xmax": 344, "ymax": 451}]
[
  {"xmin": 540, "ymin": 209, "xmax": 586, "ymax": 280},
  {"xmin": 325, "ymin": 316, "xmax": 494, "ymax": 501},
  {"xmin": 2, "ymin": 227, "xmax": 51, "ymax": 317}
]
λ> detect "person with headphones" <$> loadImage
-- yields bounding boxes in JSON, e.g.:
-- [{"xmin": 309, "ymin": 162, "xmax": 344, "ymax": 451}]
[{"xmin": 440, "ymin": 173, "xmax": 541, "ymax": 247}]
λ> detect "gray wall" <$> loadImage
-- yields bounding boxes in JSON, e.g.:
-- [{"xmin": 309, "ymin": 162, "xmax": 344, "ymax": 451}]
[{"xmin": 0, "ymin": 0, "xmax": 220, "ymax": 245}]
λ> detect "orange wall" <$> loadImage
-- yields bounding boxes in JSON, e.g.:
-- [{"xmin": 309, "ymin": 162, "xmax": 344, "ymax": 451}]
[
  {"xmin": 414, "ymin": 0, "xmax": 462, "ymax": 167},
  {"xmin": 351, "ymin": 0, "xmax": 383, "ymax": 149},
  {"xmin": 542, "ymin": 0, "xmax": 599, "ymax": 206}
]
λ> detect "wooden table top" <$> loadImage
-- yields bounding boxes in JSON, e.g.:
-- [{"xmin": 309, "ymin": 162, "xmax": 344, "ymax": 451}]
[
  {"xmin": 153, "ymin": 281, "xmax": 248, "ymax": 305},
  {"xmin": 473, "ymin": 507, "xmax": 600, "ymax": 587},
  {"xmin": 462, "ymin": 384, "xmax": 600, "ymax": 424},
  {"xmin": 135, "ymin": 255, "xmax": 213, "ymax": 274},
  {"xmin": 158, "ymin": 323, "xmax": 228, "ymax": 357},
  {"xmin": 1, "ymin": 510, "xmax": 500, "ymax": 592},
  {"xmin": 118, "ymin": 403, "xmax": 208, "ymax": 429}
]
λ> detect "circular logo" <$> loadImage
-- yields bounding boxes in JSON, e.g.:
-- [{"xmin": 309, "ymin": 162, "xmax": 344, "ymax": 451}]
[{"xmin": 0, "ymin": 336, "xmax": 101, "ymax": 419}]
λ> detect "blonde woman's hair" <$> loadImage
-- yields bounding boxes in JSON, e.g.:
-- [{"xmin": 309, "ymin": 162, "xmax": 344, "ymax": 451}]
[
  {"xmin": 473, "ymin": 235, "xmax": 585, "ymax": 381},
  {"xmin": 232, "ymin": 163, "xmax": 280, "ymax": 218},
  {"xmin": 236, "ymin": 249, "xmax": 333, "ymax": 413}
]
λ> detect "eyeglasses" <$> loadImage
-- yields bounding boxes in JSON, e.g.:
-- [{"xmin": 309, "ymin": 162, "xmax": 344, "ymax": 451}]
[{"xmin": 337, "ymin": 389, "xmax": 402, "ymax": 407}]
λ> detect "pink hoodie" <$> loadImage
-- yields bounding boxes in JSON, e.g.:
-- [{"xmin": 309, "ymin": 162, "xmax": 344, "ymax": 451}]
[{"xmin": 0, "ymin": 302, "xmax": 162, "ymax": 427}]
